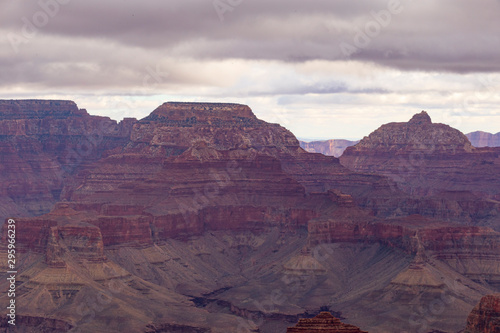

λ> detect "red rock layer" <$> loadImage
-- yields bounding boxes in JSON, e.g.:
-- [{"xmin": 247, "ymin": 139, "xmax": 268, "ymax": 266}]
[
  {"xmin": 341, "ymin": 111, "xmax": 500, "ymax": 197},
  {"xmin": 11, "ymin": 145, "xmax": 326, "ymax": 249},
  {"xmin": 0, "ymin": 99, "xmax": 135, "ymax": 216},
  {"xmin": 0, "ymin": 100, "xmax": 404, "ymax": 221},
  {"xmin": 467, "ymin": 131, "xmax": 500, "ymax": 148},
  {"xmin": 308, "ymin": 216, "xmax": 500, "ymax": 286},
  {"xmin": 124, "ymin": 102, "xmax": 401, "ymax": 218},
  {"xmin": 49, "ymin": 102, "xmax": 399, "ymax": 246},
  {"xmin": 128, "ymin": 102, "xmax": 299, "ymax": 156},
  {"xmin": 287, "ymin": 312, "xmax": 368, "ymax": 333},
  {"xmin": 465, "ymin": 294, "xmax": 500, "ymax": 333}
]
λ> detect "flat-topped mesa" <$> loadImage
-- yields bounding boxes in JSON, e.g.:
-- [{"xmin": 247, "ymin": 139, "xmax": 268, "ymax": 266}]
[
  {"xmin": 287, "ymin": 312, "xmax": 368, "ymax": 333},
  {"xmin": 0, "ymin": 99, "xmax": 135, "ymax": 216},
  {"xmin": 142, "ymin": 102, "xmax": 258, "ymax": 125},
  {"xmin": 0, "ymin": 99, "xmax": 87, "ymax": 119},
  {"xmin": 352, "ymin": 110, "xmax": 473, "ymax": 152},
  {"xmin": 129, "ymin": 101, "xmax": 300, "ymax": 156}
]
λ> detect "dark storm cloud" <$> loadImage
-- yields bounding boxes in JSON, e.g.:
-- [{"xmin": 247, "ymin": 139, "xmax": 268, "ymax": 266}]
[{"xmin": 1, "ymin": 0, "xmax": 499, "ymax": 93}]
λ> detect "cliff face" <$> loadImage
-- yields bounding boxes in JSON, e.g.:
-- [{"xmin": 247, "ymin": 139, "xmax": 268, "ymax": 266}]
[
  {"xmin": 287, "ymin": 312, "xmax": 368, "ymax": 332},
  {"xmin": 467, "ymin": 131, "xmax": 500, "ymax": 148},
  {"xmin": 299, "ymin": 139, "xmax": 359, "ymax": 157},
  {"xmin": 340, "ymin": 111, "xmax": 500, "ymax": 226},
  {"xmin": 0, "ymin": 99, "xmax": 135, "ymax": 216},
  {"xmin": 309, "ymin": 217, "xmax": 500, "ymax": 287},
  {"xmin": 2, "ymin": 101, "xmax": 500, "ymax": 333},
  {"xmin": 465, "ymin": 294, "xmax": 500, "ymax": 333},
  {"xmin": 128, "ymin": 102, "xmax": 299, "ymax": 156}
]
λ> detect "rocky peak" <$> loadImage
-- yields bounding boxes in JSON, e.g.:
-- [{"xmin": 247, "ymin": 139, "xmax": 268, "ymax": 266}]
[
  {"xmin": 339, "ymin": 110, "xmax": 500, "ymax": 199},
  {"xmin": 352, "ymin": 110, "xmax": 473, "ymax": 152},
  {"xmin": 408, "ymin": 110, "xmax": 432, "ymax": 125},
  {"xmin": 0, "ymin": 99, "xmax": 87, "ymax": 119},
  {"xmin": 129, "ymin": 101, "xmax": 300, "ymax": 156}
]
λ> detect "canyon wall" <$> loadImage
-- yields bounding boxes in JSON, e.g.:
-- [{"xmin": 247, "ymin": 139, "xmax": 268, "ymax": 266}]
[
  {"xmin": 465, "ymin": 294, "xmax": 500, "ymax": 333},
  {"xmin": 0, "ymin": 99, "xmax": 135, "ymax": 217},
  {"xmin": 467, "ymin": 131, "xmax": 500, "ymax": 148}
]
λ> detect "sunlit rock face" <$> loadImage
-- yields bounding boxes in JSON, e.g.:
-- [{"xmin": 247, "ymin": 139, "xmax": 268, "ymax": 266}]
[{"xmin": 341, "ymin": 110, "xmax": 486, "ymax": 196}]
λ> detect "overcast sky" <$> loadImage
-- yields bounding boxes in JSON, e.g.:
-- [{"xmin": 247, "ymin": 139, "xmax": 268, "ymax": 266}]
[{"xmin": 1, "ymin": 0, "xmax": 499, "ymax": 139}]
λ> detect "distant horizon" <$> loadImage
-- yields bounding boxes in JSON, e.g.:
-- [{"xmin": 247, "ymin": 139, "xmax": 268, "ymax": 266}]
[{"xmin": 2, "ymin": 1, "xmax": 500, "ymax": 139}]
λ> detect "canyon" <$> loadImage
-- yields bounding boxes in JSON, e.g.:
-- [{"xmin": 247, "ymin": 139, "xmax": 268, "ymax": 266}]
[
  {"xmin": 299, "ymin": 130, "xmax": 500, "ymax": 160},
  {"xmin": 0, "ymin": 101, "xmax": 499, "ymax": 332},
  {"xmin": 299, "ymin": 140, "xmax": 359, "ymax": 158}
]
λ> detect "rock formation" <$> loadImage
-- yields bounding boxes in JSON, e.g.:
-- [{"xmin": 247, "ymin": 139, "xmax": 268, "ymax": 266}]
[
  {"xmin": 340, "ymin": 111, "xmax": 500, "ymax": 227},
  {"xmin": 1, "ymin": 101, "xmax": 500, "ymax": 333},
  {"xmin": 300, "ymin": 139, "xmax": 359, "ymax": 157},
  {"xmin": 340, "ymin": 111, "xmax": 500, "ymax": 197},
  {"xmin": 287, "ymin": 312, "xmax": 368, "ymax": 332},
  {"xmin": 465, "ymin": 294, "xmax": 500, "ymax": 332},
  {"xmin": 467, "ymin": 131, "xmax": 500, "ymax": 148}
]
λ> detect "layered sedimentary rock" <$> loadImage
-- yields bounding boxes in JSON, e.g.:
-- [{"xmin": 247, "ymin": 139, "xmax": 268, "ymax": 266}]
[
  {"xmin": 467, "ymin": 131, "xmax": 500, "ymax": 148},
  {"xmin": 340, "ymin": 111, "xmax": 500, "ymax": 227},
  {"xmin": 287, "ymin": 312, "xmax": 367, "ymax": 332},
  {"xmin": 300, "ymin": 140, "xmax": 359, "ymax": 157},
  {"xmin": 465, "ymin": 294, "xmax": 500, "ymax": 332},
  {"xmin": 3, "ymin": 101, "xmax": 500, "ymax": 333},
  {"xmin": 0, "ymin": 99, "xmax": 135, "ymax": 216},
  {"xmin": 341, "ymin": 111, "xmax": 500, "ymax": 198},
  {"xmin": 308, "ymin": 215, "xmax": 500, "ymax": 287},
  {"xmin": 120, "ymin": 102, "xmax": 402, "ymax": 217},
  {"xmin": 127, "ymin": 102, "xmax": 298, "ymax": 156},
  {"xmin": 19, "ymin": 145, "xmax": 322, "ymax": 248}
]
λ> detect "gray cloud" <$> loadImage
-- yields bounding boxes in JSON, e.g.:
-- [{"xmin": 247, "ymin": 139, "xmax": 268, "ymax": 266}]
[
  {"xmin": 2, "ymin": 0, "xmax": 500, "ymax": 73},
  {"xmin": 1, "ymin": 0, "xmax": 499, "ymax": 139}
]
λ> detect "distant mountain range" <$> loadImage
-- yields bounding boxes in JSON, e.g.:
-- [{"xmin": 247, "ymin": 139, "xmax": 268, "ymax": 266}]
[
  {"xmin": 299, "ymin": 139, "xmax": 359, "ymax": 157},
  {"xmin": 466, "ymin": 131, "xmax": 500, "ymax": 147},
  {"xmin": 300, "ymin": 131, "xmax": 500, "ymax": 157}
]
